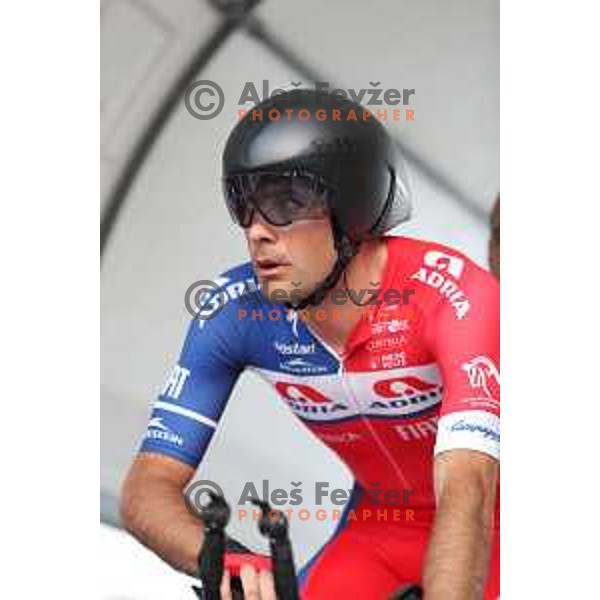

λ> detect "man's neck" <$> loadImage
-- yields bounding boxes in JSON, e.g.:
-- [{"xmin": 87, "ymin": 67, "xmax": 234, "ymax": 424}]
[{"xmin": 305, "ymin": 237, "xmax": 389, "ymax": 355}]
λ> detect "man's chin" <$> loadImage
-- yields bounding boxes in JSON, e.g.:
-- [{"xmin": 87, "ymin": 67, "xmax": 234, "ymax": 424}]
[{"xmin": 258, "ymin": 278, "xmax": 310, "ymax": 306}]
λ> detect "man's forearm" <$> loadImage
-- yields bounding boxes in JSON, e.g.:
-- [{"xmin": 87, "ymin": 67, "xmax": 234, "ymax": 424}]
[
  {"xmin": 423, "ymin": 483, "xmax": 494, "ymax": 600},
  {"xmin": 121, "ymin": 475, "xmax": 204, "ymax": 577}
]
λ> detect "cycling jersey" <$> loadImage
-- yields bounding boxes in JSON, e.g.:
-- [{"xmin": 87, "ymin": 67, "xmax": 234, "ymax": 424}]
[{"xmin": 139, "ymin": 235, "xmax": 500, "ymax": 599}]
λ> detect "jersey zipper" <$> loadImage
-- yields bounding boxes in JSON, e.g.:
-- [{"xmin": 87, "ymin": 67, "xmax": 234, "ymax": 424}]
[{"xmin": 307, "ymin": 326, "xmax": 412, "ymax": 491}]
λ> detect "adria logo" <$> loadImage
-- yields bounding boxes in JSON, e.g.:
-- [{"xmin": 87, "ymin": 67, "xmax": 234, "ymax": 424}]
[
  {"xmin": 275, "ymin": 382, "xmax": 332, "ymax": 404},
  {"xmin": 412, "ymin": 250, "xmax": 470, "ymax": 319},
  {"xmin": 461, "ymin": 356, "xmax": 500, "ymax": 398},
  {"xmin": 274, "ymin": 381, "xmax": 349, "ymax": 417},
  {"xmin": 424, "ymin": 250, "xmax": 464, "ymax": 279},
  {"xmin": 373, "ymin": 376, "xmax": 438, "ymax": 399},
  {"xmin": 369, "ymin": 375, "xmax": 442, "ymax": 416},
  {"xmin": 263, "ymin": 364, "xmax": 443, "ymax": 422}
]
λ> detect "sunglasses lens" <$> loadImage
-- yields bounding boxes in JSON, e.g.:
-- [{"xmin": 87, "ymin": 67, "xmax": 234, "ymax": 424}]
[
  {"xmin": 225, "ymin": 179, "xmax": 253, "ymax": 227},
  {"xmin": 225, "ymin": 173, "xmax": 330, "ymax": 228}
]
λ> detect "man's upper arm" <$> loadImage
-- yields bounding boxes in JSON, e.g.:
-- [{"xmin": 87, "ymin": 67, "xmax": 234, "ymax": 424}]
[
  {"xmin": 139, "ymin": 301, "xmax": 247, "ymax": 468},
  {"xmin": 426, "ymin": 251, "xmax": 500, "ymax": 462}
]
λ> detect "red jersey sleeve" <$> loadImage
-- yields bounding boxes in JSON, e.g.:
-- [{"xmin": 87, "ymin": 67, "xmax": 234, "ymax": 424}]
[{"xmin": 421, "ymin": 248, "xmax": 500, "ymax": 460}]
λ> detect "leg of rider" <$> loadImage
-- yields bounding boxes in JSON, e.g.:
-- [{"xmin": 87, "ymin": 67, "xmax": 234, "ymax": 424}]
[
  {"xmin": 297, "ymin": 480, "xmax": 364, "ymax": 591},
  {"xmin": 302, "ymin": 492, "xmax": 499, "ymax": 598},
  {"xmin": 301, "ymin": 521, "xmax": 403, "ymax": 600},
  {"xmin": 301, "ymin": 495, "xmax": 429, "ymax": 600}
]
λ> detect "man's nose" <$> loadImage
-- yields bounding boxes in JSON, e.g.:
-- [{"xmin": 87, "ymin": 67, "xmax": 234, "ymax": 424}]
[{"xmin": 246, "ymin": 209, "xmax": 277, "ymax": 243}]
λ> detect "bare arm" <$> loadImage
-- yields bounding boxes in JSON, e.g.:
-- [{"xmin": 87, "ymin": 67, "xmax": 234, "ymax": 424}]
[
  {"xmin": 423, "ymin": 449, "xmax": 498, "ymax": 600},
  {"xmin": 120, "ymin": 452, "xmax": 204, "ymax": 577}
]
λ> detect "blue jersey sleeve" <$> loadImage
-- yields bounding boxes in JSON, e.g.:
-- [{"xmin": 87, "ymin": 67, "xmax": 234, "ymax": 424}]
[{"xmin": 139, "ymin": 266, "xmax": 254, "ymax": 467}]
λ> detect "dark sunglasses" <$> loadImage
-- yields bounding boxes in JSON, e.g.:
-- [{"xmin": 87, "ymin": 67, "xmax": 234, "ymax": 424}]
[{"xmin": 224, "ymin": 171, "xmax": 331, "ymax": 228}]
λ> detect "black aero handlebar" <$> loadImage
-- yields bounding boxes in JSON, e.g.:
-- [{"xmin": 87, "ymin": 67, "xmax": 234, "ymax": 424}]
[{"xmin": 190, "ymin": 492, "xmax": 422, "ymax": 600}]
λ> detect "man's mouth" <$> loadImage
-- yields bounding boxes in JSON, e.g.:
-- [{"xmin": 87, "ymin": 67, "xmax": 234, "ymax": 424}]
[{"xmin": 254, "ymin": 257, "xmax": 291, "ymax": 276}]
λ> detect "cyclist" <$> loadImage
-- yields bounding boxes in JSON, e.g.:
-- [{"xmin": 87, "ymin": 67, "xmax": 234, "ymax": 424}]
[{"xmin": 121, "ymin": 89, "xmax": 500, "ymax": 600}]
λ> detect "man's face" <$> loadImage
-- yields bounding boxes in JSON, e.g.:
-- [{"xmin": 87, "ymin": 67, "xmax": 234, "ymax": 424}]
[{"xmin": 244, "ymin": 212, "xmax": 336, "ymax": 305}]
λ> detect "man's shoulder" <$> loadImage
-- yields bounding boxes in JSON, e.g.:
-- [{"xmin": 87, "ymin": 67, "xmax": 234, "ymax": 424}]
[
  {"xmin": 386, "ymin": 235, "xmax": 492, "ymax": 281},
  {"xmin": 387, "ymin": 234, "xmax": 471, "ymax": 261},
  {"xmin": 384, "ymin": 236, "xmax": 497, "ymax": 321},
  {"xmin": 210, "ymin": 259, "xmax": 260, "ymax": 306},
  {"xmin": 193, "ymin": 259, "xmax": 260, "ymax": 332}
]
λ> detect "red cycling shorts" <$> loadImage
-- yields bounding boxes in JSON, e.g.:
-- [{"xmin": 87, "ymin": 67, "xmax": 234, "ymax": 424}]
[{"xmin": 299, "ymin": 487, "xmax": 499, "ymax": 600}]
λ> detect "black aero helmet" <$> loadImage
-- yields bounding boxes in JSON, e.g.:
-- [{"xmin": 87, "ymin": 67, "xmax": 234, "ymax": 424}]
[
  {"xmin": 223, "ymin": 88, "xmax": 410, "ymax": 239},
  {"xmin": 221, "ymin": 88, "xmax": 411, "ymax": 307}
]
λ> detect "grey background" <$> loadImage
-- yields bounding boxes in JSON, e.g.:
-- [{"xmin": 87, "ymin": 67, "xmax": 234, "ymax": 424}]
[{"xmin": 101, "ymin": 0, "xmax": 498, "ymax": 565}]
